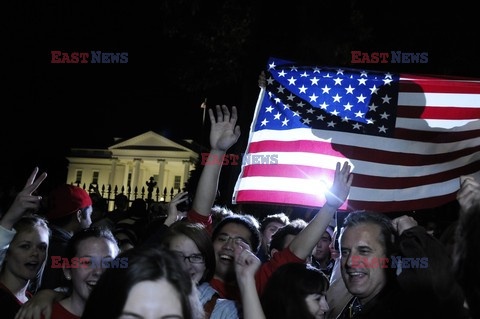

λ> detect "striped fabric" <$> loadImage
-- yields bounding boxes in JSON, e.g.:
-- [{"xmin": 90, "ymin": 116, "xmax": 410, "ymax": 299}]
[{"xmin": 232, "ymin": 57, "xmax": 480, "ymax": 212}]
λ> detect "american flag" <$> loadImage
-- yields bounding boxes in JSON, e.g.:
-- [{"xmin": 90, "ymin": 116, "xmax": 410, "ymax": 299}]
[{"xmin": 232, "ymin": 57, "xmax": 480, "ymax": 212}]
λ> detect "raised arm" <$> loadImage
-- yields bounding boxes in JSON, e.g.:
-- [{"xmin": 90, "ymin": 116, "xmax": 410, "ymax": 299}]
[
  {"xmin": 192, "ymin": 105, "xmax": 241, "ymax": 216},
  {"xmin": 164, "ymin": 191, "xmax": 189, "ymax": 226},
  {"xmin": 1, "ymin": 167, "xmax": 47, "ymax": 230},
  {"xmin": 15, "ymin": 289, "xmax": 67, "ymax": 319},
  {"xmin": 289, "ymin": 162, "xmax": 353, "ymax": 260},
  {"xmin": 234, "ymin": 241, "xmax": 266, "ymax": 319},
  {"xmin": 456, "ymin": 175, "xmax": 480, "ymax": 214},
  {"xmin": 392, "ymin": 214, "xmax": 467, "ymax": 315}
]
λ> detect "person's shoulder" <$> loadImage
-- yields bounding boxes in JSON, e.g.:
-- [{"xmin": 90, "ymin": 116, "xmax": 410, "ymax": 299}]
[
  {"xmin": 198, "ymin": 282, "xmax": 217, "ymax": 304},
  {"xmin": 51, "ymin": 301, "xmax": 81, "ymax": 319},
  {"xmin": 211, "ymin": 298, "xmax": 239, "ymax": 319},
  {"xmin": 50, "ymin": 226, "xmax": 72, "ymax": 242}
]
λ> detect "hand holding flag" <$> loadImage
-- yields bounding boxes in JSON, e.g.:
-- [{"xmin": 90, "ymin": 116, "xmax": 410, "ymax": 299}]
[{"xmin": 233, "ymin": 57, "xmax": 480, "ymax": 212}]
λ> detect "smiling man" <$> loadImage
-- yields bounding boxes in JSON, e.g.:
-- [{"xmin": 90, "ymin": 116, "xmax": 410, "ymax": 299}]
[{"xmin": 337, "ymin": 211, "xmax": 468, "ymax": 319}]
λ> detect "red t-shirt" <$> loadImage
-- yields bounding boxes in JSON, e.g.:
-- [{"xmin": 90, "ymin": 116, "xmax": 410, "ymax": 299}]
[
  {"xmin": 189, "ymin": 209, "xmax": 305, "ymax": 299},
  {"xmin": 209, "ymin": 247, "xmax": 304, "ymax": 300},
  {"xmin": 187, "ymin": 209, "xmax": 213, "ymax": 234},
  {"xmin": 49, "ymin": 302, "xmax": 80, "ymax": 319}
]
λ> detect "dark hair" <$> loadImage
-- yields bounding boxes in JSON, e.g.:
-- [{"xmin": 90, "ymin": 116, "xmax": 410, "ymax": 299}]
[
  {"xmin": 82, "ymin": 247, "xmax": 203, "ymax": 319},
  {"xmin": 261, "ymin": 263, "xmax": 329, "ymax": 319},
  {"xmin": 454, "ymin": 203, "xmax": 480, "ymax": 319},
  {"xmin": 162, "ymin": 221, "xmax": 215, "ymax": 283},
  {"xmin": 129, "ymin": 198, "xmax": 147, "ymax": 218},
  {"xmin": 260, "ymin": 213, "xmax": 290, "ymax": 233},
  {"xmin": 48, "ymin": 207, "xmax": 91, "ymax": 228},
  {"xmin": 114, "ymin": 194, "xmax": 129, "ymax": 209},
  {"xmin": 269, "ymin": 219, "xmax": 307, "ymax": 254},
  {"xmin": 2, "ymin": 215, "xmax": 50, "ymax": 293},
  {"xmin": 211, "ymin": 215, "xmax": 261, "ymax": 254},
  {"xmin": 342, "ymin": 211, "xmax": 396, "ymax": 258},
  {"xmin": 210, "ymin": 205, "xmax": 234, "ymax": 230},
  {"xmin": 65, "ymin": 227, "xmax": 119, "ymax": 261}
]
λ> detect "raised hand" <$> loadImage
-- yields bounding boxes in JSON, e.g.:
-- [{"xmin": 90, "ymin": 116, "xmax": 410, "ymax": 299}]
[
  {"xmin": 392, "ymin": 215, "xmax": 418, "ymax": 236},
  {"xmin": 258, "ymin": 71, "xmax": 266, "ymax": 89},
  {"xmin": 209, "ymin": 105, "xmax": 241, "ymax": 152},
  {"xmin": 1, "ymin": 167, "xmax": 47, "ymax": 230},
  {"xmin": 325, "ymin": 162, "xmax": 353, "ymax": 210},
  {"xmin": 164, "ymin": 191, "xmax": 189, "ymax": 226},
  {"xmin": 14, "ymin": 289, "xmax": 65, "ymax": 319},
  {"xmin": 234, "ymin": 240, "xmax": 261, "ymax": 281},
  {"xmin": 234, "ymin": 241, "xmax": 265, "ymax": 319},
  {"xmin": 457, "ymin": 175, "xmax": 480, "ymax": 214}
]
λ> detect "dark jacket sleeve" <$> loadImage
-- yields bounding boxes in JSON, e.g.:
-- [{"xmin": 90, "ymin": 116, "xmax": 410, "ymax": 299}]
[
  {"xmin": 396, "ymin": 226, "xmax": 467, "ymax": 315},
  {"xmin": 40, "ymin": 240, "xmax": 69, "ymax": 290}
]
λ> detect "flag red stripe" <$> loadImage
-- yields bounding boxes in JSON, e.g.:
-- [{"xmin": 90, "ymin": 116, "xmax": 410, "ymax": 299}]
[
  {"xmin": 234, "ymin": 61, "xmax": 480, "ymax": 212},
  {"xmin": 347, "ymin": 193, "xmax": 457, "ymax": 212},
  {"xmin": 400, "ymin": 80, "xmax": 480, "ymax": 94},
  {"xmin": 235, "ymin": 190, "xmax": 326, "ymax": 208},
  {"xmin": 247, "ymin": 140, "xmax": 480, "ymax": 166},
  {"xmin": 397, "ymin": 106, "xmax": 480, "ymax": 120},
  {"xmin": 401, "ymin": 73, "xmax": 480, "ymax": 81},
  {"xmin": 394, "ymin": 128, "xmax": 480, "ymax": 143},
  {"xmin": 234, "ymin": 190, "xmax": 457, "ymax": 212},
  {"xmin": 241, "ymin": 161, "xmax": 480, "ymax": 189}
]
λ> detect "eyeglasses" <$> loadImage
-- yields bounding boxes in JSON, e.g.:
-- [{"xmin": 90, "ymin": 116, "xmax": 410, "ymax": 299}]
[
  {"xmin": 215, "ymin": 234, "xmax": 251, "ymax": 249},
  {"xmin": 172, "ymin": 251, "xmax": 205, "ymax": 264}
]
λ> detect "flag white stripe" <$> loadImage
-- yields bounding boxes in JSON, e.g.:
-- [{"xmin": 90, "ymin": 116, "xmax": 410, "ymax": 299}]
[
  {"xmin": 234, "ymin": 64, "xmax": 480, "ymax": 210},
  {"xmin": 249, "ymin": 128, "xmax": 480, "ymax": 155},
  {"xmin": 236, "ymin": 176, "xmax": 461, "ymax": 201},
  {"xmin": 400, "ymin": 77, "xmax": 480, "ymax": 84},
  {"xmin": 398, "ymin": 92, "xmax": 480, "ymax": 107},
  {"xmin": 395, "ymin": 117, "xmax": 480, "ymax": 131},
  {"xmin": 244, "ymin": 151, "xmax": 480, "ymax": 178}
]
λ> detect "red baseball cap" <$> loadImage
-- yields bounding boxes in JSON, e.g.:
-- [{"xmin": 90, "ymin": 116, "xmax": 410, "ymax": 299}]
[{"xmin": 46, "ymin": 184, "xmax": 92, "ymax": 220}]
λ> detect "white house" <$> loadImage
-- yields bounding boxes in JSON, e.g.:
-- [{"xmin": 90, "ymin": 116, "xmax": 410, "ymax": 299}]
[{"xmin": 66, "ymin": 131, "xmax": 199, "ymax": 202}]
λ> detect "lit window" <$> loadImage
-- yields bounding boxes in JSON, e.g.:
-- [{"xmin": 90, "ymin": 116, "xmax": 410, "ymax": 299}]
[
  {"xmin": 75, "ymin": 170, "xmax": 83, "ymax": 184},
  {"xmin": 92, "ymin": 171, "xmax": 99, "ymax": 184},
  {"xmin": 174, "ymin": 176, "xmax": 181, "ymax": 189}
]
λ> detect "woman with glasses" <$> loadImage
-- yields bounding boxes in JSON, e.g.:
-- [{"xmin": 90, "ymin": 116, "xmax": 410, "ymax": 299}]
[{"xmin": 162, "ymin": 221, "xmax": 240, "ymax": 319}]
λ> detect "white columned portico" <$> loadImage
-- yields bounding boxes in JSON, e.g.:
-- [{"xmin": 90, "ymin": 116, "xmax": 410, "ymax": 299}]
[
  {"xmin": 109, "ymin": 157, "xmax": 119, "ymax": 186},
  {"xmin": 122, "ymin": 163, "xmax": 130, "ymax": 190},
  {"xmin": 131, "ymin": 158, "xmax": 142, "ymax": 190},
  {"xmin": 157, "ymin": 159, "xmax": 166, "ymax": 196},
  {"xmin": 182, "ymin": 159, "xmax": 191, "ymax": 188}
]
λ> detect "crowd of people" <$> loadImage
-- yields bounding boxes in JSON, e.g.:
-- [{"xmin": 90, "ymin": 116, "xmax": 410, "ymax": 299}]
[{"xmin": 0, "ymin": 103, "xmax": 478, "ymax": 319}]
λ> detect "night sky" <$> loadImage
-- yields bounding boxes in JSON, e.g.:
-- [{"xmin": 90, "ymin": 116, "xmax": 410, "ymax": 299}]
[{"xmin": 2, "ymin": 0, "xmax": 479, "ymax": 200}]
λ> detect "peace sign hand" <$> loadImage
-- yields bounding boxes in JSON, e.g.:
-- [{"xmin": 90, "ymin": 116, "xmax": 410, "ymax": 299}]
[{"xmin": 1, "ymin": 167, "xmax": 47, "ymax": 230}]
